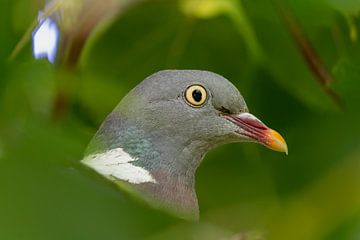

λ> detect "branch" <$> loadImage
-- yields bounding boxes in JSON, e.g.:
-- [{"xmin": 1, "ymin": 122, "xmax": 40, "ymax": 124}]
[{"xmin": 272, "ymin": 0, "xmax": 344, "ymax": 110}]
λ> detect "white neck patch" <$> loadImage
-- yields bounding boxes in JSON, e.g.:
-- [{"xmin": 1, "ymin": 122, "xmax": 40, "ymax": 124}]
[{"xmin": 81, "ymin": 148, "xmax": 157, "ymax": 184}]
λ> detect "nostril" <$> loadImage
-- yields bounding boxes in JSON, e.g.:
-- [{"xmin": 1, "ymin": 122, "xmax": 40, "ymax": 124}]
[{"xmin": 219, "ymin": 106, "xmax": 231, "ymax": 114}]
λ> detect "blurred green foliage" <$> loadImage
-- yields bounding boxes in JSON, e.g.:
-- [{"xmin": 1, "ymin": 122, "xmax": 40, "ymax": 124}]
[{"xmin": 1, "ymin": 0, "xmax": 360, "ymax": 239}]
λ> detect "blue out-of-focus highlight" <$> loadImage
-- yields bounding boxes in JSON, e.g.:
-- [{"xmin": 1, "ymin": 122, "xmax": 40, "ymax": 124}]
[{"xmin": 32, "ymin": 14, "xmax": 59, "ymax": 64}]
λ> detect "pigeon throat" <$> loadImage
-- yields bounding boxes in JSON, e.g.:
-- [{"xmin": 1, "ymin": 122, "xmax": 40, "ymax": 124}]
[{"xmin": 82, "ymin": 121, "xmax": 208, "ymax": 220}]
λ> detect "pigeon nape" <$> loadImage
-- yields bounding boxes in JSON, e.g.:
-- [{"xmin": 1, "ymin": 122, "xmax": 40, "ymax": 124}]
[{"xmin": 81, "ymin": 70, "xmax": 287, "ymax": 220}]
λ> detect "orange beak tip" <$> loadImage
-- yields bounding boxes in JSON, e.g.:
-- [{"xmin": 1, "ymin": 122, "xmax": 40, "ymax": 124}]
[{"xmin": 266, "ymin": 129, "xmax": 288, "ymax": 155}]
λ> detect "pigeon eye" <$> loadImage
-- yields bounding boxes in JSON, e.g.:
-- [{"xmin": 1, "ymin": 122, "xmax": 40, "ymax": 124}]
[{"xmin": 184, "ymin": 84, "xmax": 208, "ymax": 107}]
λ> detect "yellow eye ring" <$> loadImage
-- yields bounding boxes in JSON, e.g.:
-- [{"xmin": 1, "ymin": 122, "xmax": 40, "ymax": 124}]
[{"xmin": 184, "ymin": 84, "xmax": 208, "ymax": 107}]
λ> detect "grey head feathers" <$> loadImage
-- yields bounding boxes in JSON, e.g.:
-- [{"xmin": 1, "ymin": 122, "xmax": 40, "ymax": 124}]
[{"xmin": 81, "ymin": 70, "xmax": 287, "ymax": 220}]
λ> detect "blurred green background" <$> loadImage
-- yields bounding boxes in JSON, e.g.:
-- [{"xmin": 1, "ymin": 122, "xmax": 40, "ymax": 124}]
[{"xmin": 1, "ymin": 0, "xmax": 360, "ymax": 239}]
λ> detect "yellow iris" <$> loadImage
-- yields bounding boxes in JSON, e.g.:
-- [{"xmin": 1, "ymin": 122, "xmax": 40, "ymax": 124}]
[{"xmin": 185, "ymin": 85, "xmax": 208, "ymax": 107}]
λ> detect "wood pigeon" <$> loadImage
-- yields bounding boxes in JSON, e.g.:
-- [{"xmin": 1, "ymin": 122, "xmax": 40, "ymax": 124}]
[{"xmin": 82, "ymin": 70, "xmax": 287, "ymax": 220}]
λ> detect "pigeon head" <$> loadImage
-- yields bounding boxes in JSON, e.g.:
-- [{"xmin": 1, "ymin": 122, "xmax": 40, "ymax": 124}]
[{"xmin": 82, "ymin": 70, "xmax": 287, "ymax": 220}]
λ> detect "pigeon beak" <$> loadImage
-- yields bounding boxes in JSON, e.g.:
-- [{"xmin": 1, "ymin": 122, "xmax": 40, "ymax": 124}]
[{"xmin": 224, "ymin": 113, "xmax": 288, "ymax": 154}]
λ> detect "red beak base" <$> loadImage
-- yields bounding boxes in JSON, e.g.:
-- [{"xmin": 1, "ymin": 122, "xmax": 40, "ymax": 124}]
[{"xmin": 225, "ymin": 113, "xmax": 288, "ymax": 154}]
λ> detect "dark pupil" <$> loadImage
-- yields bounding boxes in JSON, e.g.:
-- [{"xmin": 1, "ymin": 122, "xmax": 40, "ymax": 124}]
[{"xmin": 192, "ymin": 89, "xmax": 202, "ymax": 102}]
